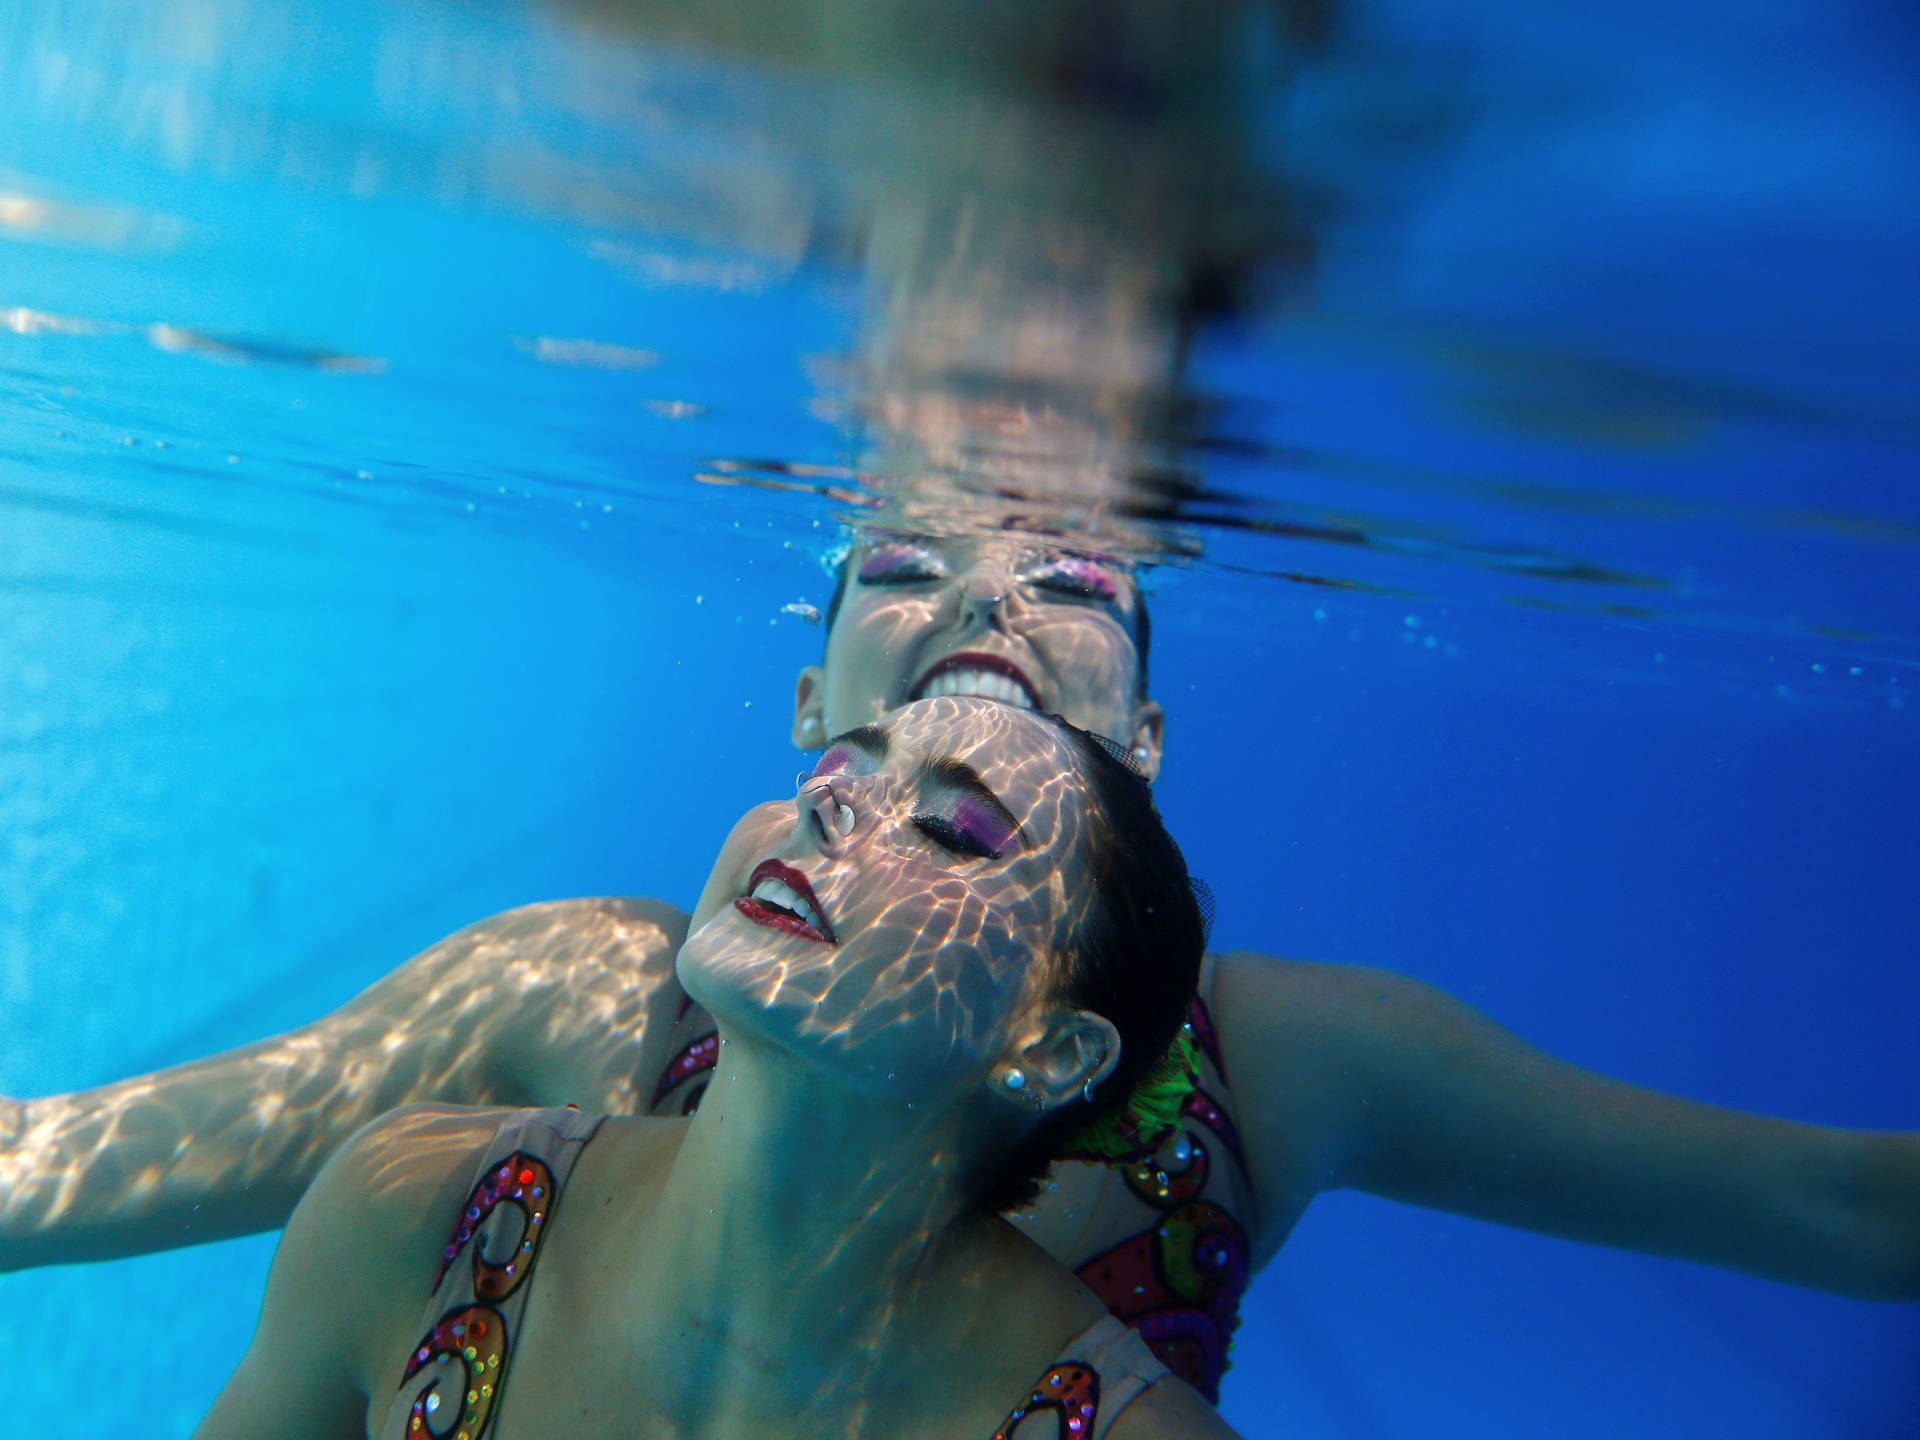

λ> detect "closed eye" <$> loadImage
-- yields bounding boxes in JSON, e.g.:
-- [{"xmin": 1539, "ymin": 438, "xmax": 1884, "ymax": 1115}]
[
  {"xmin": 1025, "ymin": 555, "xmax": 1120, "ymax": 603},
  {"xmin": 913, "ymin": 814, "xmax": 1000, "ymax": 860},
  {"xmin": 858, "ymin": 543, "xmax": 947, "ymax": 586}
]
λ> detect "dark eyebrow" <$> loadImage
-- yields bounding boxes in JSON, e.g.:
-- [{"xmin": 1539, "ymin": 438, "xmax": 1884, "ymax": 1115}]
[
  {"xmin": 925, "ymin": 756, "xmax": 1028, "ymax": 851},
  {"xmin": 830, "ymin": 724, "xmax": 890, "ymax": 762}
]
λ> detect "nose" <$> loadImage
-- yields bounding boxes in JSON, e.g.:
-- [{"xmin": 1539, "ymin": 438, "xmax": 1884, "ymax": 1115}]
[
  {"xmin": 798, "ymin": 775, "xmax": 862, "ymax": 855},
  {"xmin": 957, "ymin": 556, "xmax": 1015, "ymax": 623}
]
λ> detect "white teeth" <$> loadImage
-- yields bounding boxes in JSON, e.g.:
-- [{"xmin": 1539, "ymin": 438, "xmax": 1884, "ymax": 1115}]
[
  {"xmin": 918, "ymin": 668, "xmax": 1035, "ymax": 709},
  {"xmin": 750, "ymin": 876, "xmax": 821, "ymax": 930}
]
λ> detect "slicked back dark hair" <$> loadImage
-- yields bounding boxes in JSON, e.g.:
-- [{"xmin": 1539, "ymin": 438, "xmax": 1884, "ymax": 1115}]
[{"xmin": 980, "ymin": 716, "xmax": 1204, "ymax": 1213}]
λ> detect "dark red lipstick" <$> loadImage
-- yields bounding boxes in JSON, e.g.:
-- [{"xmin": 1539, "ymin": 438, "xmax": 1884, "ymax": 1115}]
[{"xmin": 735, "ymin": 858, "xmax": 835, "ymax": 944}]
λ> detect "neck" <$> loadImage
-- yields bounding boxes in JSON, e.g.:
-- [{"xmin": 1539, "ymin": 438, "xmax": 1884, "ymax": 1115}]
[{"xmin": 617, "ymin": 1029, "xmax": 1009, "ymax": 1420}]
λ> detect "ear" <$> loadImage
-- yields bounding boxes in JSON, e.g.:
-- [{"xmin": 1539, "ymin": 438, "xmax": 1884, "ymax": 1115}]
[
  {"xmin": 1127, "ymin": 699, "xmax": 1165, "ymax": 782},
  {"xmin": 995, "ymin": 1007, "xmax": 1120, "ymax": 1113},
  {"xmin": 792, "ymin": 665, "xmax": 827, "ymax": 751}
]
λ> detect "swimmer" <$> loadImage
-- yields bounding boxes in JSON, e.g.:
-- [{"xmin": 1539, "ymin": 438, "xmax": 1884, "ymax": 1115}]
[
  {"xmin": 196, "ymin": 699, "xmax": 1234, "ymax": 1440},
  {"xmin": 6, "ymin": 526, "xmax": 1917, "ymax": 1412}
]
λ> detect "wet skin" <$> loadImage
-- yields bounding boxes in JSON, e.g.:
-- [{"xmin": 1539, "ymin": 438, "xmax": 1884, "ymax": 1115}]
[
  {"xmin": 196, "ymin": 699, "xmax": 1233, "ymax": 1440},
  {"xmin": 684, "ymin": 698, "xmax": 1114, "ymax": 1100},
  {"xmin": 792, "ymin": 533, "xmax": 1165, "ymax": 775},
  {"xmin": 4, "ymin": 529, "xmax": 1917, "ymax": 1323}
]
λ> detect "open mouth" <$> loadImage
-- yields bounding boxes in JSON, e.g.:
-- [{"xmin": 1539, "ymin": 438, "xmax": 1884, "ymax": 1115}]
[
  {"xmin": 735, "ymin": 859, "xmax": 835, "ymax": 944},
  {"xmin": 910, "ymin": 652, "xmax": 1040, "ymax": 710}
]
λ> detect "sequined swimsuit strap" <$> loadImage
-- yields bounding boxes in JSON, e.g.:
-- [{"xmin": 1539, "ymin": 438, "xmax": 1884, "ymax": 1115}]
[
  {"xmin": 377, "ymin": 1106, "xmax": 605, "ymax": 1440},
  {"xmin": 990, "ymin": 1315, "xmax": 1171, "ymax": 1440}
]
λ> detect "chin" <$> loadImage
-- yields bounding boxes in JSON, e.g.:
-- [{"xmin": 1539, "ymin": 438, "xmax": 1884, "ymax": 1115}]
[
  {"xmin": 679, "ymin": 926, "xmax": 1001, "ymax": 1101},
  {"xmin": 676, "ymin": 914, "xmax": 794, "ymax": 1022}
]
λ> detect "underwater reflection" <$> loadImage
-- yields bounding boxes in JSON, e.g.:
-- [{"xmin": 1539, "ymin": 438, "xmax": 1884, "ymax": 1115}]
[{"xmin": 2, "ymin": 4, "xmax": 1917, "ymax": 1437}]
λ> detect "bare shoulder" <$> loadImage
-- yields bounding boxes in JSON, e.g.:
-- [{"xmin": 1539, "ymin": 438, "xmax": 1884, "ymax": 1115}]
[
  {"xmin": 294, "ymin": 1103, "xmax": 521, "ymax": 1382},
  {"xmin": 1211, "ymin": 948, "xmax": 1513, "ymax": 1085},
  {"xmin": 1210, "ymin": 947, "xmax": 1408, "ymax": 1022},
  {"xmin": 321, "ymin": 1102, "xmax": 519, "ymax": 1223},
  {"xmin": 1205, "ymin": 950, "xmax": 1442, "ymax": 1254},
  {"xmin": 1211, "ymin": 947, "xmax": 1473, "ymax": 1080},
  {"xmin": 1105, "ymin": 1375, "xmax": 1243, "ymax": 1439},
  {"xmin": 198, "ymin": 1104, "xmax": 519, "ymax": 1437}
]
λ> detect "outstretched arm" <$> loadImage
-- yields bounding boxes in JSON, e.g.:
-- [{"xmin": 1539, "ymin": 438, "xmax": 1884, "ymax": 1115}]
[
  {"xmin": 0, "ymin": 896, "xmax": 687, "ymax": 1270},
  {"xmin": 1212, "ymin": 950, "xmax": 1920, "ymax": 1299}
]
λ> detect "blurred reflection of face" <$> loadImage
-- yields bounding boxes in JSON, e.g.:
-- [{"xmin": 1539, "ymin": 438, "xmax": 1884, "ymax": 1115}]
[
  {"xmin": 680, "ymin": 697, "xmax": 1097, "ymax": 1099},
  {"xmin": 794, "ymin": 534, "xmax": 1161, "ymax": 770}
]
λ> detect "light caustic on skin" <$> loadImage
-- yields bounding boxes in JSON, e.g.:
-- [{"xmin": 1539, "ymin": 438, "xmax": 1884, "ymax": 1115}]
[
  {"xmin": 0, "ymin": 899, "xmax": 686, "ymax": 1258},
  {"xmin": 795, "ymin": 532, "xmax": 1164, "ymax": 776},
  {"xmin": 681, "ymin": 698, "xmax": 1106, "ymax": 1101}
]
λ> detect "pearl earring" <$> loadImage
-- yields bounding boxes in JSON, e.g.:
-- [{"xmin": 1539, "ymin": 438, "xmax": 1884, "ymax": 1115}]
[
  {"xmin": 801, "ymin": 715, "xmax": 821, "ymax": 735},
  {"xmin": 1003, "ymin": 1068, "xmax": 1027, "ymax": 1092},
  {"xmin": 1132, "ymin": 745, "xmax": 1149, "ymax": 764},
  {"xmin": 834, "ymin": 803, "xmax": 855, "ymax": 835},
  {"xmin": 1082, "ymin": 1076, "xmax": 1096, "ymax": 1105}
]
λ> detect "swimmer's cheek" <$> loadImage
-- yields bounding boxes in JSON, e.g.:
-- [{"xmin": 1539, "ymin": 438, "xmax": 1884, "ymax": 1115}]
[{"xmin": 689, "ymin": 801, "xmax": 791, "ymax": 931}]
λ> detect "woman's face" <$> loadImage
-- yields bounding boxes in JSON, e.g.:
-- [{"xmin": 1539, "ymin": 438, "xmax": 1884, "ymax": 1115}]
[
  {"xmin": 791, "ymin": 534, "xmax": 1163, "ymax": 776},
  {"xmin": 680, "ymin": 697, "xmax": 1101, "ymax": 1099}
]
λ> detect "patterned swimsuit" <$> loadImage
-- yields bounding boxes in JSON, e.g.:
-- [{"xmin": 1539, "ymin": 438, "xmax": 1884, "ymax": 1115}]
[
  {"xmin": 378, "ymin": 1107, "xmax": 1171, "ymax": 1440},
  {"xmin": 650, "ymin": 956, "xmax": 1255, "ymax": 1403}
]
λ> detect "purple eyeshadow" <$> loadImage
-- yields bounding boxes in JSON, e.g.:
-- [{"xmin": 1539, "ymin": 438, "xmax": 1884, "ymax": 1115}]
[
  {"xmin": 857, "ymin": 544, "xmax": 939, "ymax": 583},
  {"xmin": 949, "ymin": 793, "xmax": 1016, "ymax": 857},
  {"xmin": 812, "ymin": 745, "xmax": 853, "ymax": 778},
  {"xmin": 1050, "ymin": 557, "xmax": 1119, "ymax": 599}
]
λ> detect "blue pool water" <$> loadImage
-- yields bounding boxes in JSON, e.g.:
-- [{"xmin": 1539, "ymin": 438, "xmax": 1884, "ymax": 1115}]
[{"xmin": 2, "ymin": 1, "xmax": 1916, "ymax": 1434}]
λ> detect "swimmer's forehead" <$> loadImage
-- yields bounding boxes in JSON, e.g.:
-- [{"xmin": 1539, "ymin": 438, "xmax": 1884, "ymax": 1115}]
[{"xmin": 847, "ymin": 700, "xmax": 1083, "ymax": 835}]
